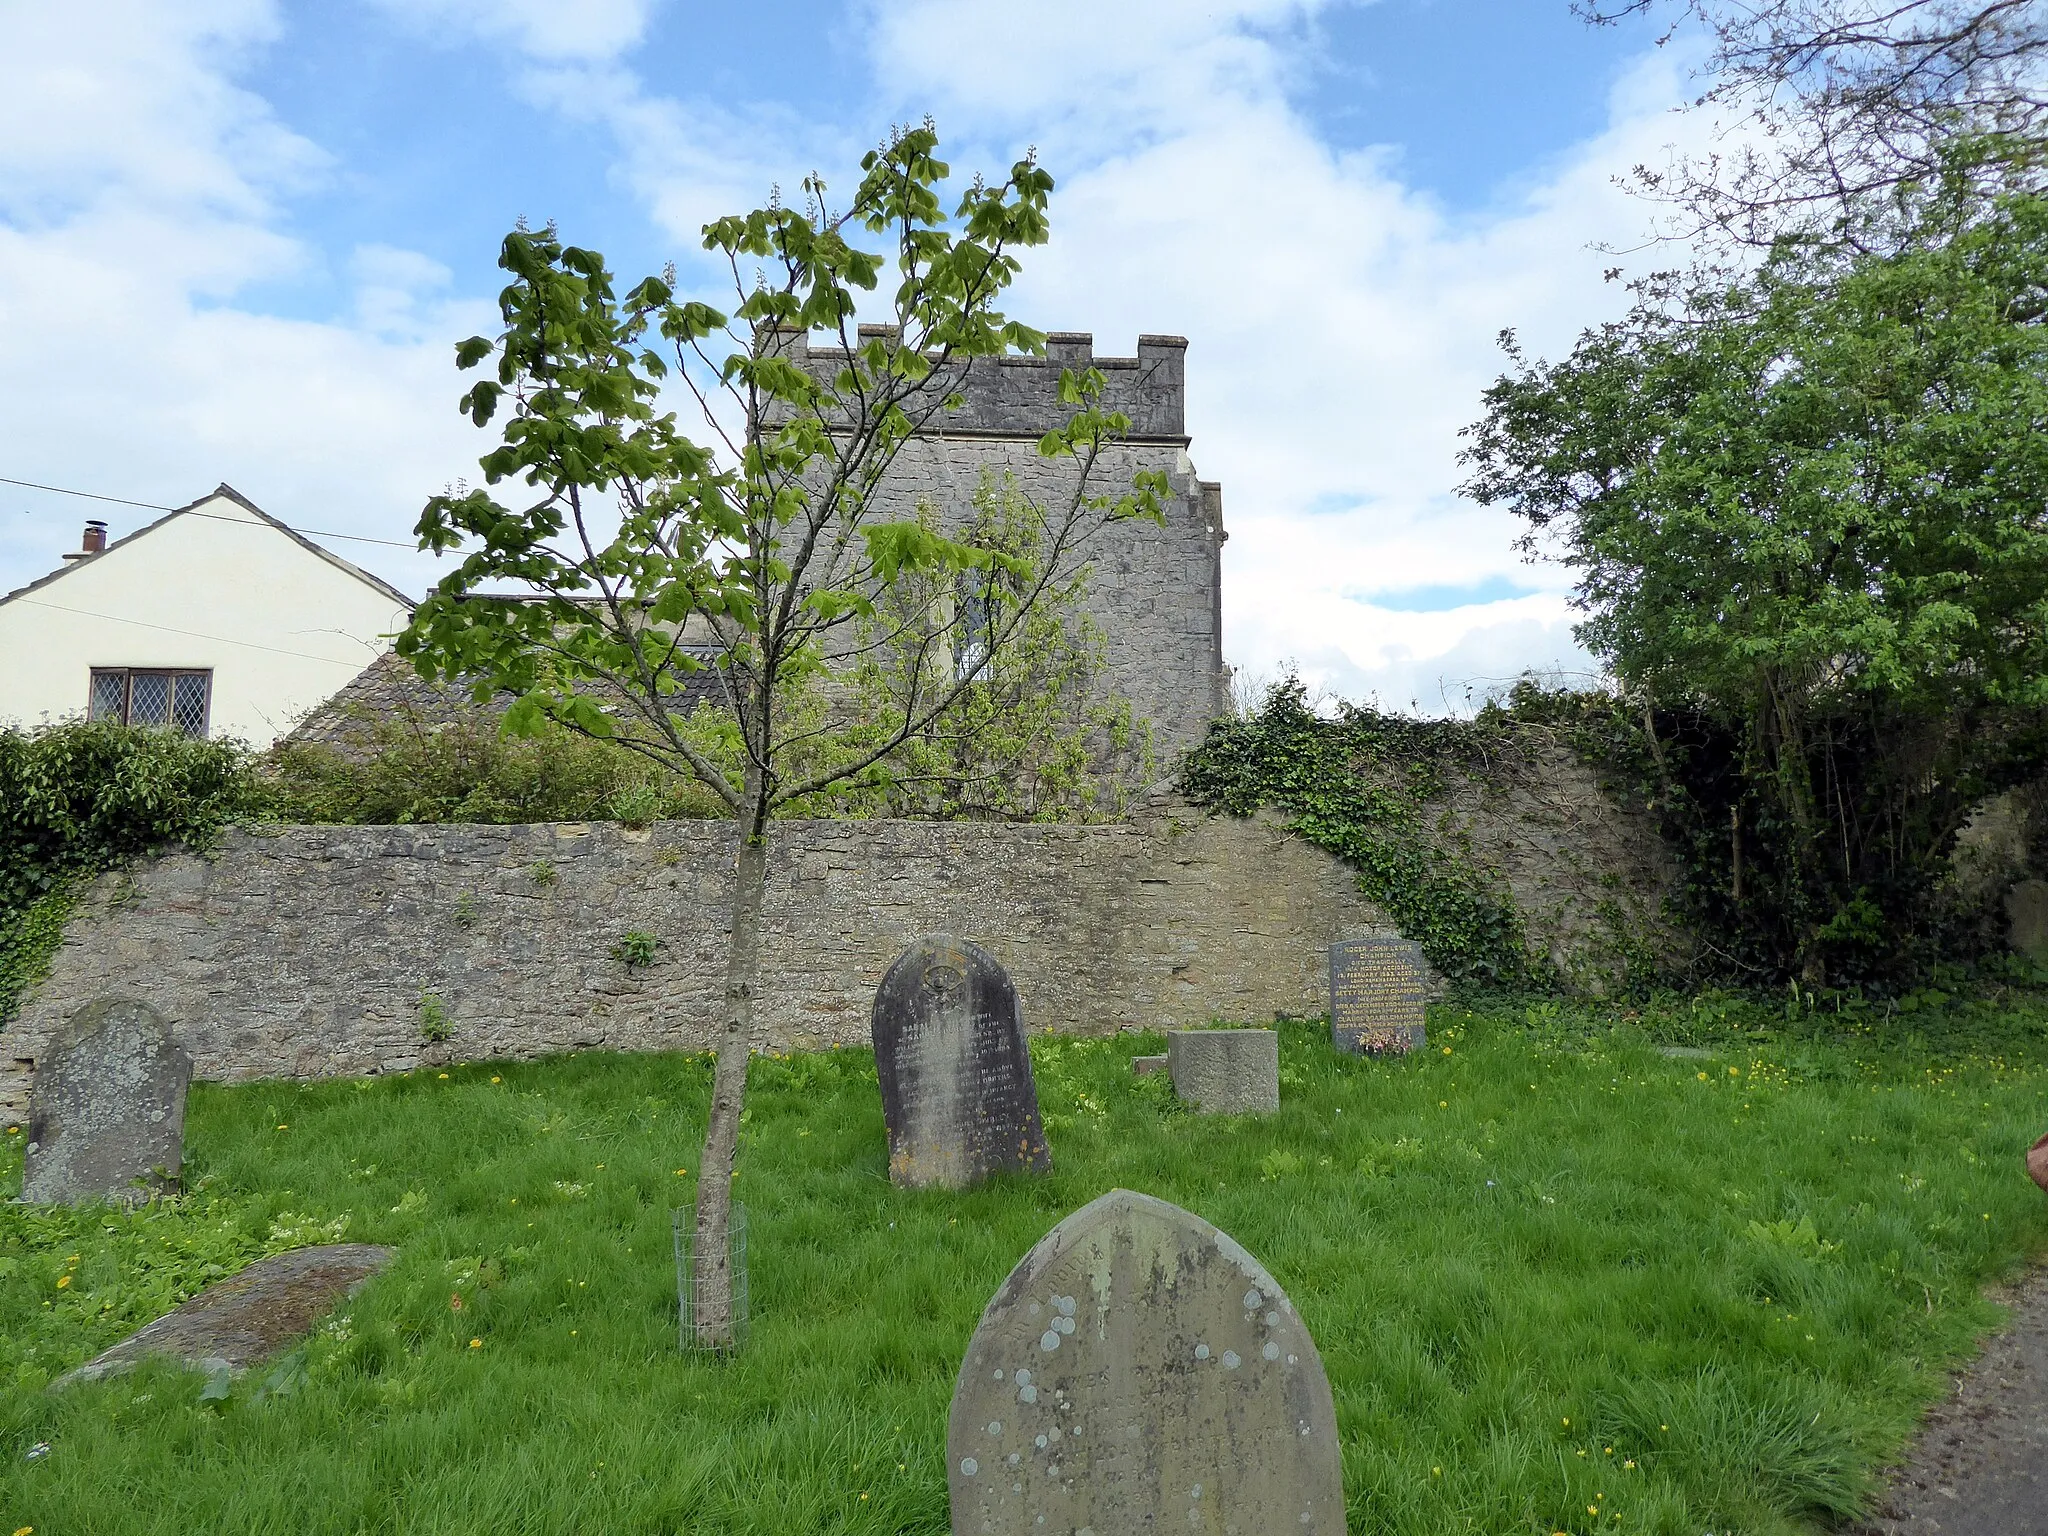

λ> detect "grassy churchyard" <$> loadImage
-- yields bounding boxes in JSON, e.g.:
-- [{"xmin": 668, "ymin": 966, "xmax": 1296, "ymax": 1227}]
[{"xmin": 5, "ymin": 999, "xmax": 2048, "ymax": 1536}]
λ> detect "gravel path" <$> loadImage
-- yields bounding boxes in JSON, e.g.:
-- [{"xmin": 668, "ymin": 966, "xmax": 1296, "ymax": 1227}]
[{"xmin": 1846, "ymin": 1262, "xmax": 2048, "ymax": 1536}]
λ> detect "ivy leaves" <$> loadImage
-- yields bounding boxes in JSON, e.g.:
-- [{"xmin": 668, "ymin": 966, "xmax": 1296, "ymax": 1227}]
[{"xmin": 1179, "ymin": 681, "xmax": 1530, "ymax": 984}]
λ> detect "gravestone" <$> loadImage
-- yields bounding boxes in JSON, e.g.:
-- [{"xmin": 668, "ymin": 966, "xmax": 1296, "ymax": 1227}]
[
  {"xmin": 947, "ymin": 1189, "xmax": 1345, "ymax": 1536},
  {"xmin": 1329, "ymin": 935, "xmax": 1427, "ymax": 1056},
  {"xmin": 872, "ymin": 934, "xmax": 1051, "ymax": 1189},
  {"xmin": 23, "ymin": 997, "xmax": 191, "ymax": 1205},
  {"xmin": 1166, "ymin": 1029, "xmax": 1279, "ymax": 1113},
  {"xmin": 55, "ymin": 1244, "xmax": 398, "ymax": 1387}
]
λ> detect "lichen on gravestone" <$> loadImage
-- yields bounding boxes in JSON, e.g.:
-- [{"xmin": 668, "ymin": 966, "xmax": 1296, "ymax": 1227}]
[
  {"xmin": 947, "ymin": 1189, "xmax": 1345, "ymax": 1535},
  {"xmin": 22, "ymin": 997, "xmax": 190, "ymax": 1206}
]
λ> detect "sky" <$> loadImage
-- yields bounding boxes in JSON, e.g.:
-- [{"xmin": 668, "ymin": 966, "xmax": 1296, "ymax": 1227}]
[{"xmin": 0, "ymin": 0, "xmax": 1715, "ymax": 711}]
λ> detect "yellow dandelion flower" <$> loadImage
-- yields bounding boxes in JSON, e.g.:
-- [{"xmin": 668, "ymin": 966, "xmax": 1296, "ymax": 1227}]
[
  {"xmin": 276, "ymin": 1124, "xmax": 289, "ymax": 1131},
  {"xmin": 55, "ymin": 1275, "xmax": 70, "ymax": 1289},
  {"xmin": 1562, "ymin": 1418, "xmax": 1570, "ymax": 1426},
  {"xmin": 469, "ymin": 1338, "xmax": 482, "ymax": 1349},
  {"xmin": 438, "ymin": 1073, "xmax": 449, "ymax": 1080},
  {"xmin": 1696, "ymin": 1071, "xmax": 1708, "ymax": 1080},
  {"xmin": 491, "ymin": 1076, "xmax": 501, "ymax": 1084},
  {"xmin": 15, "ymin": 1526, "xmax": 33, "ymax": 1535}
]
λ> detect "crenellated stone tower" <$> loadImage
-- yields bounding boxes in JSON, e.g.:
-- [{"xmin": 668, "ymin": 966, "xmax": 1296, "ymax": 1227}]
[{"xmin": 784, "ymin": 327, "xmax": 1230, "ymax": 757}]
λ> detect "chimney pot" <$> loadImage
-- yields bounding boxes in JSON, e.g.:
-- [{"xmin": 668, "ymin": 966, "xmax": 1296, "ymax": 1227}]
[{"xmin": 83, "ymin": 520, "xmax": 107, "ymax": 554}]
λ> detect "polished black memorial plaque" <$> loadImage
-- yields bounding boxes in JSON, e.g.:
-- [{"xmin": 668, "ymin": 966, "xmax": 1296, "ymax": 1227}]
[{"xmin": 1329, "ymin": 936, "xmax": 1427, "ymax": 1056}]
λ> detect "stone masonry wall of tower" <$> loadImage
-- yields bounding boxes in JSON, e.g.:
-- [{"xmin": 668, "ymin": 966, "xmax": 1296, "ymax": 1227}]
[{"xmin": 787, "ymin": 328, "xmax": 1230, "ymax": 757}]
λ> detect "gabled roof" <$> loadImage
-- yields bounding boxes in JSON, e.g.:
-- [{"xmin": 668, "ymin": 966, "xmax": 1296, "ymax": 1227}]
[{"xmin": 0, "ymin": 483, "xmax": 416, "ymax": 613}]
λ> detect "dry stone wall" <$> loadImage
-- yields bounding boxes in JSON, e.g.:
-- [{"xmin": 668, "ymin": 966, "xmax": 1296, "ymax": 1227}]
[{"xmin": 0, "ymin": 796, "xmax": 1383, "ymax": 1120}]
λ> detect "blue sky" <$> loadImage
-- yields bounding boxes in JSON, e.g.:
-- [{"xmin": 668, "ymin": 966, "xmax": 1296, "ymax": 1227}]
[{"xmin": 0, "ymin": 0, "xmax": 1705, "ymax": 709}]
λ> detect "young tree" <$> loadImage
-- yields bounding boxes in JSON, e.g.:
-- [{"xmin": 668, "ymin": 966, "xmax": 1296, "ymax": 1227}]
[
  {"xmin": 1579, "ymin": 0, "xmax": 2048, "ymax": 245},
  {"xmin": 1461, "ymin": 187, "xmax": 2048, "ymax": 981},
  {"xmin": 397, "ymin": 126, "xmax": 1164, "ymax": 1346}
]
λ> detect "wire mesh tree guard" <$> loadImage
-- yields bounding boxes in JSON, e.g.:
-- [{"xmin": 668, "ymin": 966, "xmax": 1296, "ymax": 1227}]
[{"xmin": 673, "ymin": 1204, "xmax": 748, "ymax": 1353}]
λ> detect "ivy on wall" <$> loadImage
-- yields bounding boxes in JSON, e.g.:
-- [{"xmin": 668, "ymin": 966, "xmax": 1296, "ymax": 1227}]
[
  {"xmin": 1178, "ymin": 680, "xmax": 1534, "ymax": 984},
  {"xmin": 0, "ymin": 721, "xmax": 266, "ymax": 1023}
]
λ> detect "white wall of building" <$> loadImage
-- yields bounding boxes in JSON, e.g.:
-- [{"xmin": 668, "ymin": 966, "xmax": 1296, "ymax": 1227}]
[{"xmin": 0, "ymin": 490, "xmax": 413, "ymax": 748}]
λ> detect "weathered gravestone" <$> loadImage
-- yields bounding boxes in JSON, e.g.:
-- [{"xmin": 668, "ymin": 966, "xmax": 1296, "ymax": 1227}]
[
  {"xmin": 55, "ymin": 1244, "xmax": 398, "ymax": 1387},
  {"xmin": 1167, "ymin": 1028, "xmax": 1279, "ymax": 1113},
  {"xmin": 947, "ymin": 1189, "xmax": 1345, "ymax": 1536},
  {"xmin": 1329, "ymin": 935, "xmax": 1427, "ymax": 1057},
  {"xmin": 23, "ymin": 998, "xmax": 191, "ymax": 1205},
  {"xmin": 872, "ymin": 934, "xmax": 1051, "ymax": 1189}
]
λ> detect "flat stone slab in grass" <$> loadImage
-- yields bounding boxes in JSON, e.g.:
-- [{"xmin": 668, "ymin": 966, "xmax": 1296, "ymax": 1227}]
[
  {"xmin": 948, "ymin": 1189, "xmax": 1345, "ymax": 1535},
  {"xmin": 56, "ymin": 1244, "xmax": 397, "ymax": 1387},
  {"xmin": 23, "ymin": 997, "xmax": 190, "ymax": 1205},
  {"xmin": 1168, "ymin": 1028, "xmax": 1279, "ymax": 1114}
]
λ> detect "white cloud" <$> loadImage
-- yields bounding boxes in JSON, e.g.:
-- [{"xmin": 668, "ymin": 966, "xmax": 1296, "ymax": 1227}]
[
  {"xmin": 827, "ymin": 0, "xmax": 1710, "ymax": 709},
  {"xmin": 0, "ymin": 2, "xmax": 490, "ymax": 607},
  {"xmin": 365, "ymin": 0, "xmax": 658, "ymax": 63}
]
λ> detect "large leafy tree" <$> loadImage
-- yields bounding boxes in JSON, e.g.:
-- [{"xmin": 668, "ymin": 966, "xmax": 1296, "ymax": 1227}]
[
  {"xmin": 398, "ymin": 126, "xmax": 1163, "ymax": 1346},
  {"xmin": 1462, "ymin": 189, "xmax": 2048, "ymax": 981}
]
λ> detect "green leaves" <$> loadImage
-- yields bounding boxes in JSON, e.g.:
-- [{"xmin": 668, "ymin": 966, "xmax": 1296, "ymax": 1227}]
[
  {"xmin": 1180, "ymin": 680, "xmax": 1531, "ymax": 984},
  {"xmin": 398, "ymin": 121, "xmax": 1153, "ymax": 833},
  {"xmin": 1462, "ymin": 190, "xmax": 2048, "ymax": 982}
]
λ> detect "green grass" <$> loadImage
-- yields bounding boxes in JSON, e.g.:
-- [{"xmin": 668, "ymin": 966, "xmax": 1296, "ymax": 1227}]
[{"xmin": 4, "ymin": 1000, "xmax": 2048, "ymax": 1535}]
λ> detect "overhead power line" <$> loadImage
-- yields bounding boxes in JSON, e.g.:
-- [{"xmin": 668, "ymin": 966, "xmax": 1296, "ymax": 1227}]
[
  {"xmin": 2, "ymin": 473, "xmax": 426, "ymax": 551},
  {"xmin": 15, "ymin": 597, "xmax": 391, "ymax": 664}
]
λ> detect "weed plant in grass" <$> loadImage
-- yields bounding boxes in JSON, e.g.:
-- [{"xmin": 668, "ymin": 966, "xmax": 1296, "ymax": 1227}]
[{"xmin": 4, "ymin": 1003, "xmax": 2048, "ymax": 1535}]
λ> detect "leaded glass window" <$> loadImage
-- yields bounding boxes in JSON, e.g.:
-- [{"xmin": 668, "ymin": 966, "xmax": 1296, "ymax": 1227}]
[{"xmin": 86, "ymin": 670, "xmax": 212, "ymax": 737}]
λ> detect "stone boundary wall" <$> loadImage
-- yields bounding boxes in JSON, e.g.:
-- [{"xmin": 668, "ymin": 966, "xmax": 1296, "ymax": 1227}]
[{"xmin": 1, "ymin": 797, "xmax": 1386, "ymax": 1120}]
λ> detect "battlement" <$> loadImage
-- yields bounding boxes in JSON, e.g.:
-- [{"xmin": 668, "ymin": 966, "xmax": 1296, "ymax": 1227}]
[{"xmin": 781, "ymin": 328, "xmax": 1188, "ymax": 441}]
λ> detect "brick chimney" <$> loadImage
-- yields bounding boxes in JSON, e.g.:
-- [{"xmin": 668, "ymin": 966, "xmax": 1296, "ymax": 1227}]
[{"xmin": 62, "ymin": 520, "xmax": 108, "ymax": 562}]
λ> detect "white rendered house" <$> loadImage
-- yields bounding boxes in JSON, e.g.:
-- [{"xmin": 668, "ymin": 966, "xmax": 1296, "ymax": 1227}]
[{"xmin": 0, "ymin": 485, "xmax": 414, "ymax": 748}]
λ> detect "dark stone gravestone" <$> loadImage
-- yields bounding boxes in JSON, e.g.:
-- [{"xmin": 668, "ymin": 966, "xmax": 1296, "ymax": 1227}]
[
  {"xmin": 1329, "ymin": 935, "xmax": 1427, "ymax": 1057},
  {"xmin": 947, "ymin": 1189, "xmax": 1345, "ymax": 1535},
  {"xmin": 23, "ymin": 997, "xmax": 191, "ymax": 1205},
  {"xmin": 872, "ymin": 934, "xmax": 1051, "ymax": 1189},
  {"xmin": 56, "ymin": 1244, "xmax": 398, "ymax": 1387}
]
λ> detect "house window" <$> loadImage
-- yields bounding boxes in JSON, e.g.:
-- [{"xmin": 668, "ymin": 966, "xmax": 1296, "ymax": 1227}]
[{"xmin": 89, "ymin": 669, "xmax": 212, "ymax": 736}]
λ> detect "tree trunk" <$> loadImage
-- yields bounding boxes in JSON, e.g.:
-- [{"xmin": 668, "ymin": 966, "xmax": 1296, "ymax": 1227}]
[{"xmin": 689, "ymin": 781, "xmax": 770, "ymax": 1350}]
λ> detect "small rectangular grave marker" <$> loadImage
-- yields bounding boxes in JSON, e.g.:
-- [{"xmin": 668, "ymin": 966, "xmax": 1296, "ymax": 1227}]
[{"xmin": 1328, "ymin": 936, "xmax": 1426, "ymax": 1057}]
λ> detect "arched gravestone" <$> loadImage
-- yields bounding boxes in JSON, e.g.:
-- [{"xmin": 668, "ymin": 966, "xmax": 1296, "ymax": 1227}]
[
  {"xmin": 947, "ymin": 1189, "xmax": 1345, "ymax": 1536},
  {"xmin": 23, "ymin": 998, "xmax": 191, "ymax": 1205},
  {"xmin": 872, "ymin": 934, "xmax": 1051, "ymax": 1189}
]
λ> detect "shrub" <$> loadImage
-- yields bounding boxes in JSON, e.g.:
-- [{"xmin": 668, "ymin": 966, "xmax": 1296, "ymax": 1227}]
[
  {"xmin": 0, "ymin": 721, "xmax": 269, "ymax": 1021},
  {"xmin": 268, "ymin": 709, "xmax": 726, "ymax": 826}
]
